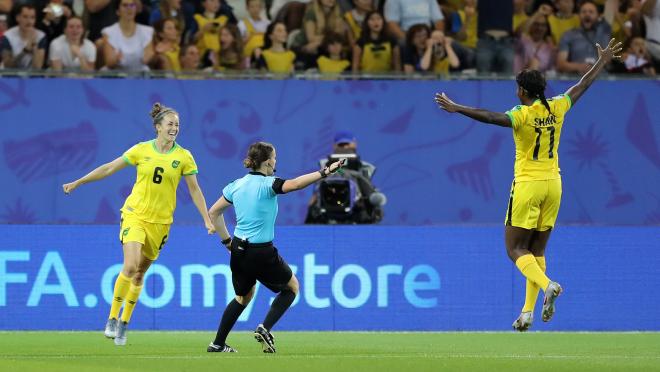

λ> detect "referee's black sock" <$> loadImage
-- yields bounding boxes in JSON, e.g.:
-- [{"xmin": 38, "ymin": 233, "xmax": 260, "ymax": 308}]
[
  {"xmin": 213, "ymin": 299, "xmax": 246, "ymax": 346},
  {"xmin": 263, "ymin": 289, "xmax": 296, "ymax": 330}
]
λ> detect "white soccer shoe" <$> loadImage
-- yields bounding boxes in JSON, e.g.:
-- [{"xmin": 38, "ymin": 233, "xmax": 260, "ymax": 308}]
[
  {"xmin": 542, "ymin": 281, "xmax": 563, "ymax": 322},
  {"xmin": 104, "ymin": 318, "xmax": 118, "ymax": 339},
  {"xmin": 114, "ymin": 321, "xmax": 128, "ymax": 346},
  {"xmin": 512, "ymin": 311, "xmax": 533, "ymax": 332}
]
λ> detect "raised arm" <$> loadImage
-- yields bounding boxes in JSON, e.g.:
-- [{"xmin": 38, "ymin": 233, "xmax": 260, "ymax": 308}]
[
  {"xmin": 565, "ymin": 38, "xmax": 623, "ymax": 106},
  {"xmin": 434, "ymin": 92, "xmax": 512, "ymax": 127},
  {"xmin": 281, "ymin": 159, "xmax": 346, "ymax": 193},
  {"xmin": 185, "ymin": 174, "xmax": 215, "ymax": 235},
  {"xmin": 62, "ymin": 157, "xmax": 129, "ymax": 194}
]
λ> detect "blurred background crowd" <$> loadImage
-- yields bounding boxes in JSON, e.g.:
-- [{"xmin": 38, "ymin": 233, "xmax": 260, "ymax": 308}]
[{"xmin": 0, "ymin": 0, "xmax": 657, "ymax": 76}]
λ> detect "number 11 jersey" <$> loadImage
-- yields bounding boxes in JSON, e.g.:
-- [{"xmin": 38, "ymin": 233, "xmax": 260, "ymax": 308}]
[
  {"xmin": 505, "ymin": 94, "xmax": 572, "ymax": 182},
  {"xmin": 121, "ymin": 140, "xmax": 198, "ymax": 224}
]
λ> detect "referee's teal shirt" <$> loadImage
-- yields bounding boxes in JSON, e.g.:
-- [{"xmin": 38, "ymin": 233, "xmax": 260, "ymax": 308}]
[{"xmin": 222, "ymin": 172, "xmax": 281, "ymax": 243}]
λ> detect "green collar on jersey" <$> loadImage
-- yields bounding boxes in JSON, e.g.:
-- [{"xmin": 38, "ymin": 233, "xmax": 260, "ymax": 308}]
[{"xmin": 151, "ymin": 139, "xmax": 178, "ymax": 154}]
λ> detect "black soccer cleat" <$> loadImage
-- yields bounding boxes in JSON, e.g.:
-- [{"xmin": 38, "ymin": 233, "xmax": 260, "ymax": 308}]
[
  {"xmin": 254, "ymin": 324, "xmax": 276, "ymax": 353},
  {"xmin": 207, "ymin": 342, "xmax": 237, "ymax": 353}
]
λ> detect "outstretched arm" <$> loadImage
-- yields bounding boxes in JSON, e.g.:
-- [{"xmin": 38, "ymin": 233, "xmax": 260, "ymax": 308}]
[
  {"xmin": 434, "ymin": 92, "xmax": 512, "ymax": 127},
  {"xmin": 62, "ymin": 157, "xmax": 128, "ymax": 194},
  {"xmin": 185, "ymin": 174, "xmax": 216, "ymax": 235},
  {"xmin": 565, "ymin": 38, "xmax": 623, "ymax": 106},
  {"xmin": 281, "ymin": 159, "xmax": 346, "ymax": 193}
]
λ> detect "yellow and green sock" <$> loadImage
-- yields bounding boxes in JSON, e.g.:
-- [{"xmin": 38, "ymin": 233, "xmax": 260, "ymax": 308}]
[
  {"xmin": 521, "ymin": 256, "xmax": 546, "ymax": 312},
  {"xmin": 109, "ymin": 272, "xmax": 131, "ymax": 320},
  {"xmin": 120, "ymin": 283, "xmax": 144, "ymax": 323},
  {"xmin": 515, "ymin": 254, "xmax": 551, "ymax": 295}
]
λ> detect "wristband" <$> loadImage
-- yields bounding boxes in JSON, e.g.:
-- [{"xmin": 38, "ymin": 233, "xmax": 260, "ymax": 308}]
[
  {"xmin": 319, "ymin": 168, "xmax": 328, "ymax": 178},
  {"xmin": 221, "ymin": 237, "xmax": 232, "ymax": 245}
]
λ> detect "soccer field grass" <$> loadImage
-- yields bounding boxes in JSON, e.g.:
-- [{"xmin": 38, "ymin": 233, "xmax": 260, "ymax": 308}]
[{"xmin": 1, "ymin": 332, "xmax": 659, "ymax": 371}]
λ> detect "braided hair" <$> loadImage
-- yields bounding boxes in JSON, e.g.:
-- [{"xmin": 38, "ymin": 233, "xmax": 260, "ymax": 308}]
[{"xmin": 516, "ymin": 69, "xmax": 553, "ymax": 115}]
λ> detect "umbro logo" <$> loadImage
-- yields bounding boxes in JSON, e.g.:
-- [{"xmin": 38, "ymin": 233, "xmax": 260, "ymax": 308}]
[{"xmin": 114, "ymin": 296, "xmax": 122, "ymax": 301}]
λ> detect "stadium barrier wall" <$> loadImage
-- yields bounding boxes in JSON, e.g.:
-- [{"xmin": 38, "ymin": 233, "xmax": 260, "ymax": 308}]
[
  {"xmin": 1, "ymin": 78, "xmax": 659, "ymax": 225},
  {"xmin": 1, "ymin": 225, "xmax": 658, "ymax": 331}
]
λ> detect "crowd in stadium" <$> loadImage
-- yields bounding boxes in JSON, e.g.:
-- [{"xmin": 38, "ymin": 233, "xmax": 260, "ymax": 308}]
[{"xmin": 0, "ymin": 0, "xmax": 657, "ymax": 75}]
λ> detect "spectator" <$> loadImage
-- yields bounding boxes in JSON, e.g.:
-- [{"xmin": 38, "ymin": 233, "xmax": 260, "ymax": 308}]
[
  {"xmin": 622, "ymin": 35, "xmax": 656, "ymax": 74},
  {"xmin": 305, "ymin": 130, "xmax": 385, "ymax": 225},
  {"xmin": 344, "ymin": 0, "xmax": 372, "ymax": 41},
  {"xmin": 403, "ymin": 23, "xmax": 431, "ymax": 72},
  {"xmin": 294, "ymin": 0, "xmax": 348, "ymax": 68},
  {"xmin": 450, "ymin": 0, "xmax": 477, "ymax": 68},
  {"xmin": 476, "ymin": 0, "xmax": 515, "ymax": 74},
  {"xmin": 0, "ymin": 13, "xmax": 8, "ymax": 38},
  {"xmin": 352, "ymin": 10, "xmax": 400, "ymax": 73},
  {"xmin": 1, "ymin": 4, "xmax": 46, "ymax": 69},
  {"xmin": 642, "ymin": 0, "xmax": 660, "ymax": 64},
  {"xmin": 84, "ymin": 0, "xmax": 118, "ymax": 42},
  {"xmin": 269, "ymin": 0, "xmax": 310, "ymax": 19},
  {"xmin": 193, "ymin": 0, "xmax": 227, "ymax": 60},
  {"xmin": 143, "ymin": 18, "xmax": 181, "ymax": 71},
  {"xmin": 238, "ymin": 0, "xmax": 270, "ymax": 59},
  {"xmin": 0, "ymin": 0, "xmax": 11, "ymax": 13},
  {"xmin": 212, "ymin": 23, "xmax": 245, "ymax": 70},
  {"xmin": 38, "ymin": 0, "xmax": 73, "ymax": 43},
  {"xmin": 150, "ymin": 0, "xmax": 196, "ymax": 43},
  {"xmin": 404, "ymin": 24, "xmax": 459, "ymax": 74},
  {"xmin": 617, "ymin": 0, "xmax": 645, "ymax": 40},
  {"xmin": 255, "ymin": 21, "xmax": 296, "ymax": 73},
  {"xmin": 179, "ymin": 43, "xmax": 201, "ymax": 70},
  {"xmin": 556, "ymin": 0, "xmax": 611, "ymax": 74},
  {"xmin": 548, "ymin": 0, "xmax": 579, "ymax": 45},
  {"xmin": 384, "ymin": 0, "xmax": 445, "ymax": 45},
  {"xmin": 513, "ymin": 0, "xmax": 531, "ymax": 35},
  {"xmin": 49, "ymin": 16, "xmax": 96, "ymax": 71},
  {"xmin": 101, "ymin": 0, "xmax": 154, "ymax": 71},
  {"xmin": 515, "ymin": 11, "xmax": 556, "ymax": 72},
  {"xmin": 316, "ymin": 30, "xmax": 350, "ymax": 73},
  {"xmin": 423, "ymin": 30, "xmax": 459, "ymax": 74}
]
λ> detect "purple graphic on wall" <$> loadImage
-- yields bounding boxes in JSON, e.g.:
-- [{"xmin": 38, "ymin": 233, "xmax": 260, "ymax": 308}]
[
  {"xmin": 626, "ymin": 94, "xmax": 660, "ymax": 169},
  {"xmin": 0, "ymin": 79, "xmax": 658, "ymax": 225},
  {"xmin": 0, "ymin": 79, "xmax": 29, "ymax": 110},
  {"xmin": 3, "ymin": 121, "xmax": 99, "ymax": 182}
]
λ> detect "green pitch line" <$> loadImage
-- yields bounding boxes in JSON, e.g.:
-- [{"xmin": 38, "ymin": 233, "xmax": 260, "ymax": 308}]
[{"xmin": 0, "ymin": 332, "xmax": 659, "ymax": 372}]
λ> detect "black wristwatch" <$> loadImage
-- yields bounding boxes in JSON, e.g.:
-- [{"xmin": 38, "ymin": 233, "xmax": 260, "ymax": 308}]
[
  {"xmin": 319, "ymin": 167, "xmax": 328, "ymax": 178},
  {"xmin": 221, "ymin": 237, "xmax": 232, "ymax": 245}
]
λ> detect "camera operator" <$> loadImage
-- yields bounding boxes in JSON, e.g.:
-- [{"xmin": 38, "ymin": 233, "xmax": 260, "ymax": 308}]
[{"xmin": 305, "ymin": 131, "xmax": 386, "ymax": 224}]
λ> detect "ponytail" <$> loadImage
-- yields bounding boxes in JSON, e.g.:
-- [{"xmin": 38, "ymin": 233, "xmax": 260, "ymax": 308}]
[{"xmin": 539, "ymin": 93, "xmax": 553, "ymax": 116}]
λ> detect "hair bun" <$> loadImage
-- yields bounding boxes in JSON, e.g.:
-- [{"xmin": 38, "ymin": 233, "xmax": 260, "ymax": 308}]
[{"xmin": 150, "ymin": 102, "xmax": 163, "ymax": 119}]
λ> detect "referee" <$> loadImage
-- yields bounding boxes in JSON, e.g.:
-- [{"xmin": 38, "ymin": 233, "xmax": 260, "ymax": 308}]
[{"xmin": 206, "ymin": 141, "xmax": 345, "ymax": 353}]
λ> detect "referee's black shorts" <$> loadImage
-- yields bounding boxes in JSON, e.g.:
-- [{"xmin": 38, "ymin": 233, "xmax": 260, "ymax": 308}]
[{"xmin": 229, "ymin": 238, "xmax": 293, "ymax": 296}]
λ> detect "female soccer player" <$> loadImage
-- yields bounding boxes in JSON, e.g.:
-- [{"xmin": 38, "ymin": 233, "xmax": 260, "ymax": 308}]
[
  {"xmin": 62, "ymin": 103, "xmax": 215, "ymax": 345},
  {"xmin": 206, "ymin": 142, "xmax": 345, "ymax": 353},
  {"xmin": 434, "ymin": 39, "xmax": 622, "ymax": 331}
]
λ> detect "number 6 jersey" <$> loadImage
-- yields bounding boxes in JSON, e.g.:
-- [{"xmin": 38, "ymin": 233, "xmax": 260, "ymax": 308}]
[
  {"xmin": 120, "ymin": 140, "xmax": 198, "ymax": 224},
  {"xmin": 505, "ymin": 94, "xmax": 572, "ymax": 182}
]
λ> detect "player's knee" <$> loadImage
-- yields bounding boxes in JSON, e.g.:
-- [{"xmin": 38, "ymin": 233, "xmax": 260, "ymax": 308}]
[
  {"xmin": 122, "ymin": 264, "xmax": 138, "ymax": 277},
  {"xmin": 132, "ymin": 271, "xmax": 146, "ymax": 285},
  {"xmin": 288, "ymin": 276, "xmax": 300, "ymax": 295},
  {"xmin": 235, "ymin": 294, "xmax": 252, "ymax": 306}
]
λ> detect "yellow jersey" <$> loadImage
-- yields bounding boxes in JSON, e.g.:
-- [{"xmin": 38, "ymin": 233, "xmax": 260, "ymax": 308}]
[
  {"xmin": 163, "ymin": 45, "xmax": 181, "ymax": 72},
  {"xmin": 317, "ymin": 56, "xmax": 350, "ymax": 73},
  {"xmin": 513, "ymin": 13, "xmax": 528, "ymax": 34},
  {"xmin": 194, "ymin": 14, "xmax": 229, "ymax": 56},
  {"xmin": 505, "ymin": 94, "xmax": 572, "ymax": 182},
  {"xmin": 458, "ymin": 10, "xmax": 478, "ymax": 49},
  {"xmin": 121, "ymin": 140, "xmax": 198, "ymax": 224},
  {"xmin": 261, "ymin": 49, "xmax": 295, "ymax": 73},
  {"xmin": 344, "ymin": 11, "xmax": 361, "ymax": 40},
  {"xmin": 359, "ymin": 40, "xmax": 394, "ymax": 72},
  {"xmin": 548, "ymin": 14, "xmax": 580, "ymax": 45}
]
